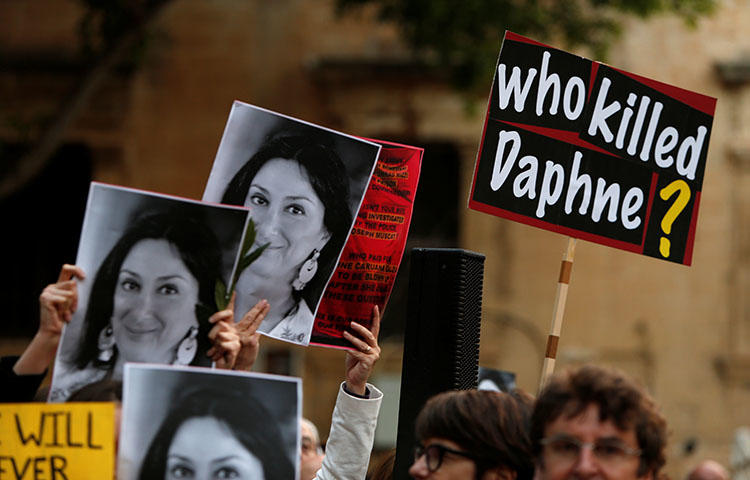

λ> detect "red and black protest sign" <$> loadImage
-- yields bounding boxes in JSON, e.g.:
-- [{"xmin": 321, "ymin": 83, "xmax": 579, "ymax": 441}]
[
  {"xmin": 312, "ymin": 140, "xmax": 423, "ymax": 347},
  {"xmin": 469, "ymin": 32, "xmax": 716, "ymax": 265}
]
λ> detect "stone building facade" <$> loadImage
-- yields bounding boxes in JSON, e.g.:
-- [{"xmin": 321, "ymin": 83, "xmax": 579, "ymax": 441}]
[{"xmin": 2, "ymin": 0, "xmax": 749, "ymax": 476}]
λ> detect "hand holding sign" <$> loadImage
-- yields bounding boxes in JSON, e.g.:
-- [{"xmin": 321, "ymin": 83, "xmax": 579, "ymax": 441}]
[
  {"xmin": 206, "ymin": 299, "xmax": 242, "ymax": 370},
  {"xmin": 343, "ymin": 305, "xmax": 381, "ymax": 396},
  {"xmin": 13, "ymin": 264, "xmax": 86, "ymax": 378},
  {"xmin": 233, "ymin": 297, "xmax": 270, "ymax": 372},
  {"xmin": 41, "ymin": 264, "xmax": 86, "ymax": 332}
]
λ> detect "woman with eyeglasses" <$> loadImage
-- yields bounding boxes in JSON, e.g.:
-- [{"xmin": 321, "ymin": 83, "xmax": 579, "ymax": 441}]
[{"xmin": 409, "ymin": 389, "xmax": 534, "ymax": 480}]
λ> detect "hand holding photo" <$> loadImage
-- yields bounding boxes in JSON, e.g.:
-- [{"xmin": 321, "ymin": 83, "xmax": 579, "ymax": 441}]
[{"xmin": 49, "ymin": 183, "xmax": 250, "ymax": 401}]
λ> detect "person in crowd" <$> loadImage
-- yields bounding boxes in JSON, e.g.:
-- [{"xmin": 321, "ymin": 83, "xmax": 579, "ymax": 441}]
[
  {"xmin": 368, "ymin": 448, "xmax": 396, "ymax": 480},
  {"xmin": 50, "ymin": 211, "xmax": 240, "ymax": 401},
  {"xmin": 531, "ymin": 364, "xmax": 668, "ymax": 480},
  {"xmin": 301, "ymin": 418, "xmax": 325, "ymax": 480},
  {"xmin": 687, "ymin": 460, "xmax": 730, "ymax": 480},
  {"xmin": 221, "ymin": 135, "xmax": 353, "ymax": 344},
  {"xmin": 409, "ymin": 388, "xmax": 534, "ymax": 480}
]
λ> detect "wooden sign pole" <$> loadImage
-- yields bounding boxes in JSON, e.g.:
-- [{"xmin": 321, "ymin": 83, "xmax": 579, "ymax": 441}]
[{"xmin": 538, "ymin": 237, "xmax": 577, "ymax": 392}]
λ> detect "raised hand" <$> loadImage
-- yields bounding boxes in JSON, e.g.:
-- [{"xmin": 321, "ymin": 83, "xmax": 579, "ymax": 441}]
[
  {"xmin": 206, "ymin": 298, "xmax": 241, "ymax": 370},
  {"xmin": 343, "ymin": 305, "xmax": 381, "ymax": 396},
  {"xmin": 39, "ymin": 264, "xmax": 85, "ymax": 337},
  {"xmin": 14, "ymin": 264, "xmax": 85, "ymax": 375},
  {"xmin": 233, "ymin": 298, "xmax": 269, "ymax": 371}
]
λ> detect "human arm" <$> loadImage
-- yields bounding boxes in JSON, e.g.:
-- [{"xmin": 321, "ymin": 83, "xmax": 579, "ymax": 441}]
[
  {"xmin": 13, "ymin": 264, "xmax": 85, "ymax": 376},
  {"xmin": 314, "ymin": 305, "xmax": 383, "ymax": 480}
]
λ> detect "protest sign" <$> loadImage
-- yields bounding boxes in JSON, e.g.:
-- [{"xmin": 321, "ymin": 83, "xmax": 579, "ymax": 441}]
[
  {"xmin": 311, "ymin": 139, "xmax": 423, "ymax": 348},
  {"xmin": 469, "ymin": 32, "xmax": 717, "ymax": 265},
  {"xmin": 203, "ymin": 101, "xmax": 381, "ymax": 345},
  {"xmin": 0, "ymin": 402, "xmax": 114, "ymax": 479},
  {"xmin": 49, "ymin": 182, "xmax": 250, "ymax": 402},
  {"xmin": 119, "ymin": 364, "xmax": 301, "ymax": 480}
]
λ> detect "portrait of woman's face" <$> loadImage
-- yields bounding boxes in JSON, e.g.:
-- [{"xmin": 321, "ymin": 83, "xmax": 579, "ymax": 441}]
[
  {"xmin": 111, "ymin": 238, "xmax": 200, "ymax": 364},
  {"xmin": 244, "ymin": 158, "xmax": 330, "ymax": 280},
  {"xmin": 166, "ymin": 416, "xmax": 266, "ymax": 480}
]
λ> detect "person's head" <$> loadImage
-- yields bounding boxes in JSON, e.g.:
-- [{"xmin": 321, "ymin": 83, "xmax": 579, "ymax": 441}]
[
  {"xmin": 222, "ymin": 135, "xmax": 352, "ymax": 305},
  {"xmin": 75, "ymin": 210, "xmax": 222, "ymax": 371},
  {"xmin": 368, "ymin": 448, "xmax": 396, "ymax": 480},
  {"xmin": 300, "ymin": 417, "xmax": 324, "ymax": 480},
  {"xmin": 409, "ymin": 389, "xmax": 534, "ymax": 480},
  {"xmin": 687, "ymin": 461, "xmax": 729, "ymax": 480},
  {"xmin": 139, "ymin": 386, "xmax": 294, "ymax": 480},
  {"xmin": 531, "ymin": 364, "xmax": 668, "ymax": 480}
]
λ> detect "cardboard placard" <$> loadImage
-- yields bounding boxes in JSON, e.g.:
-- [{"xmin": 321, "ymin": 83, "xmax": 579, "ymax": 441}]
[
  {"xmin": 469, "ymin": 32, "xmax": 717, "ymax": 265},
  {"xmin": 311, "ymin": 139, "xmax": 423, "ymax": 347},
  {"xmin": 0, "ymin": 403, "xmax": 115, "ymax": 479},
  {"xmin": 203, "ymin": 101, "xmax": 381, "ymax": 345}
]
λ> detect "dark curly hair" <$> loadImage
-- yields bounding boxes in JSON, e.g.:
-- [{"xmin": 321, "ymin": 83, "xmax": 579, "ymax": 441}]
[{"xmin": 531, "ymin": 364, "xmax": 667, "ymax": 478}]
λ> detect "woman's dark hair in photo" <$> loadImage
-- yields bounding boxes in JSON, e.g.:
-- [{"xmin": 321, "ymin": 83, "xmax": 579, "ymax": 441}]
[
  {"xmin": 221, "ymin": 134, "xmax": 353, "ymax": 306},
  {"xmin": 74, "ymin": 209, "xmax": 222, "ymax": 370},
  {"xmin": 67, "ymin": 379, "xmax": 123, "ymax": 402},
  {"xmin": 415, "ymin": 389, "xmax": 534, "ymax": 480},
  {"xmin": 138, "ymin": 385, "xmax": 294, "ymax": 480}
]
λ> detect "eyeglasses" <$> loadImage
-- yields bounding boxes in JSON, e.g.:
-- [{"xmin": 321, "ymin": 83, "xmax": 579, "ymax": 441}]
[
  {"xmin": 540, "ymin": 435, "xmax": 642, "ymax": 468},
  {"xmin": 414, "ymin": 443, "xmax": 477, "ymax": 472}
]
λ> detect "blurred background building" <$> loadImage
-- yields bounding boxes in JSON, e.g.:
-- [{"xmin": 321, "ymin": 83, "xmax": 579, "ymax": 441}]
[{"xmin": 1, "ymin": 0, "xmax": 749, "ymax": 477}]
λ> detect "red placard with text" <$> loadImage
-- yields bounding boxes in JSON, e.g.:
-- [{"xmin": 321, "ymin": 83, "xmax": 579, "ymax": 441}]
[{"xmin": 311, "ymin": 139, "xmax": 423, "ymax": 348}]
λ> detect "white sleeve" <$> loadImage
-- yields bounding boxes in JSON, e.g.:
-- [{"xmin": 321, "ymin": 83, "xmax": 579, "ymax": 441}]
[{"xmin": 314, "ymin": 381, "xmax": 383, "ymax": 480}]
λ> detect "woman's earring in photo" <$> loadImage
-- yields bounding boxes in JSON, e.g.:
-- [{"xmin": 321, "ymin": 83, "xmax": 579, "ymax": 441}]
[
  {"xmin": 174, "ymin": 326, "xmax": 199, "ymax": 366},
  {"xmin": 293, "ymin": 249, "xmax": 320, "ymax": 291},
  {"xmin": 97, "ymin": 324, "xmax": 115, "ymax": 363}
]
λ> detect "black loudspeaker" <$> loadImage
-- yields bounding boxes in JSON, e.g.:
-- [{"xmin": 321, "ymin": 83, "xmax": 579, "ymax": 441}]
[{"xmin": 393, "ymin": 248, "xmax": 485, "ymax": 479}]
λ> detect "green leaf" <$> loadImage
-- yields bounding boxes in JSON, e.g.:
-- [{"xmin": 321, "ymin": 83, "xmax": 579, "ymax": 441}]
[
  {"xmin": 240, "ymin": 218, "xmax": 258, "ymax": 258},
  {"xmin": 215, "ymin": 278, "xmax": 228, "ymax": 310},
  {"xmin": 238, "ymin": 242, "xmax": 270, "ymax": 272}
]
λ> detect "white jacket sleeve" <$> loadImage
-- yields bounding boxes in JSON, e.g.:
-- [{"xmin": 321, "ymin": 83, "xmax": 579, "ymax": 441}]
[{"xmin": 314, "ymin": 381, "xmax": 383, "ymax": 480}]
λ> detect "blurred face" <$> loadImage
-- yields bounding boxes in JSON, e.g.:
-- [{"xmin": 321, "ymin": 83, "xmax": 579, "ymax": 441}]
[
  {"xmin": 300, "ymin": 421, "xmax": 324, "ymax": 480},
  {"xmin": 409, "ymin": 438, "xmax": 477, "ymax": 480},
  {"xmin": 537, "ymin": 404, "xmax": 649, "ymax": 480},
  {"xmin": 166, "ymin": 417, "xmax": 265, "ymax": 480},
  {"xmin": 112, "ymin": 239, "xmax": 199, "ymax": 364},
  {"xmin": 243, "ymin": 158, "xmax": 330, "ymax": 282}
]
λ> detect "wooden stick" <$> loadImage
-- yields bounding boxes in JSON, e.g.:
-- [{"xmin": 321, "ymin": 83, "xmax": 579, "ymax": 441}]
[{"xmin": 538, "ymin": 237, "xmax": 577, "ymax": 393}]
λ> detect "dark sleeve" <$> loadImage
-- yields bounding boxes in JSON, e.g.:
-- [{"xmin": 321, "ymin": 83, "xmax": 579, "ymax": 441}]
[{"xmin": 0, "ymin": 356, "xmax": 47, "ymax": 402}]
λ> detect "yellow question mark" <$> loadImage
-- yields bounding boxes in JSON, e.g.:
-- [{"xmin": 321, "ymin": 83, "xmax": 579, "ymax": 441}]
[{"xmin": 659, "ymin": 179, "xmax": 691, "ymax": 258}]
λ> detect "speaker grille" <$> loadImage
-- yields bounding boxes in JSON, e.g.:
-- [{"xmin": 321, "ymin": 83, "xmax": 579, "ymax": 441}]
[{"xmin": 393, "ymin": 248, "xmax": 485, "ymax": 479}]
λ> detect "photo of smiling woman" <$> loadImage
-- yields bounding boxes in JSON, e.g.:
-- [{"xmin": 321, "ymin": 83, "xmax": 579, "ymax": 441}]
[
  {"xmin": 49, "ymin": 184, "xmax": 249, "ymax": 401},
  {"xmin": 203, "ymin": 102, "xmax": 380, "ymax": 345},
  {"xmin": 119, "ymin": 364, "xmax": 300, "ymax": 480}
]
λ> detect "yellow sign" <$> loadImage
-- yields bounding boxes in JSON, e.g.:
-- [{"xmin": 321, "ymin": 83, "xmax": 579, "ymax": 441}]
[{"xmin": 0, "ymin": 402, "xmax": 114, "ymax": 480}]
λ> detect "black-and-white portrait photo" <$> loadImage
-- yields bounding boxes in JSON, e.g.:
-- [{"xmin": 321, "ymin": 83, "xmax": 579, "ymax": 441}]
[
  {"xmin": 119, "ymin": 364, "xmax": 300, "ymax": 480},
  {"xmin": 203, "ymin": 101, "xmax": 381, "ymax": 345},
  {"xmin": 49, "ymin": 183, "xmax": 250, "ymax": 402}
]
